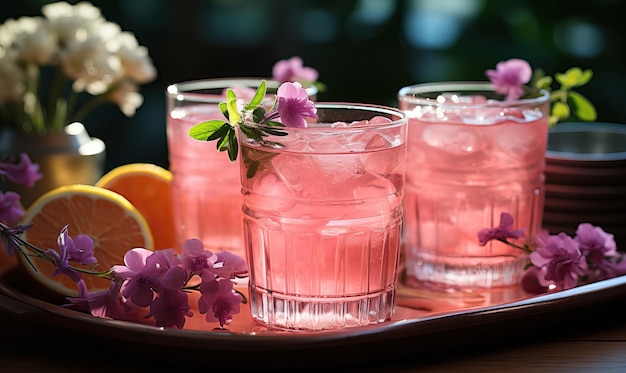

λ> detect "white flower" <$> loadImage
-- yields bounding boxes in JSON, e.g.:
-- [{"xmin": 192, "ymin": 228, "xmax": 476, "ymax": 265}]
[
  {"xmin": 0, "ymin": 17, "xmax": 57, "ymax": 65},
  {"xmin": 107, "ymin": 80, "xmax": 143, "ymax": 117},
  {"xmin": 111, "ymin": 32, "xmax": 157, "ymax": 84},
  {"xmin": 0, "ymin": 48, "xmax": 24, "ymax": 102},
  {"xmin": 42, "ymin": 1, "xmax": 105, "ymax": 43},
  {"xmin": 0, "ymin": 1, "xmax": 156, "ymax": 133}
]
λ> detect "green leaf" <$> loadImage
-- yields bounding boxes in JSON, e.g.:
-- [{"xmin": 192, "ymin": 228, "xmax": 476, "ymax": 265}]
[
  {"xmin": 227, "ymin": 126, "xmax": 239, "ymax": 161},
  {"xmin": 239, "ymin": 124, "xmax": 264, "ymax": 141},
  {"xmin": 568, "ymin": 91, "xmax": 597, "ymax": 121},
  {"xmin": 219, "ymin": 102, "xmax": 228, "ymax": 119},
  {"xmin": 261, "ymin": 127, "xmax": 288, "ymax": 136},
  {"xmin": 555, "ymin": 67, "xmax": 593, "ymax": 89},
  {"xmin": 188, "ymin": 120, "xmax": 228, "ymax": 141},
  {"xmin": 252, "ymin": 107, "xmax": 266, "ymax": 123},
  {"xmin": 535, "ymin": 76, "xmax": 552, "ymax": 90},
  {"xmin": 226, "ymin": 89, "xmax": 241, "ymax": 125},
  {"xmin": 206, "ymin": 123, "xmax": 231, "ymax": 141},
  {"xmin": 552, "ymin": 101, "xmax": 570, "ymax": 121},
  {"xmin": 246, "ymin": 80, "xmax": 267, "ymax": 110}
]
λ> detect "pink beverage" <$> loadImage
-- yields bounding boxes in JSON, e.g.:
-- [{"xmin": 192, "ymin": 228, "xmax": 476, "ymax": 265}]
[
  {"xmin": 166, "ymin": 79, "xmax": 292, "ymax": 258},
  {"xmin": 239, "ymin": 103, "xmax": 408, "ymax": 331},
  {"xmin": 398, "ymin": 82, "xmax": 550, "ymax": 291}
]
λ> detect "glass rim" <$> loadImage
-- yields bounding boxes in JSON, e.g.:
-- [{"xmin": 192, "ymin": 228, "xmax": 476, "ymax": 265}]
[
  {"xmin": 397, "ymin": 81, "xmax": 550, "ymax": 107},
  {"xmin": 166, "ymin": 77, "xmax": 318, "ymax": 103},
  {"xmin": 243, "ymin": 102, "xmax": 408, "ymax": 132}
]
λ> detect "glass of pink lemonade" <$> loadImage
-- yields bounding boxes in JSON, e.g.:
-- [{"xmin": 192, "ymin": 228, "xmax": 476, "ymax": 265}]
[
  {"xmin": 397, "ymin": 82, "xmax": 550, "ymax": 291},
  {"xmin": 166, "ymin": 79, "xmax": 316, "ymax": 257},
  {"xmin": 239, "ymin": 103, "xmax": 408, "ymax": 331}
]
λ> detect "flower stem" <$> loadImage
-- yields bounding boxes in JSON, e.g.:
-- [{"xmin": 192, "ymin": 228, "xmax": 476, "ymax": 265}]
[{"xmin": 0, "ymin": 222, "xmax": 114, "ymax": 279}]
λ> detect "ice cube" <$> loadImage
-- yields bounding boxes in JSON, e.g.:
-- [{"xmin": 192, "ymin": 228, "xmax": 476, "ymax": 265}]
[
  {"xmin": 496, "ymin": 123, "xmax": 540, "ymax": 159},
  {"xmin": 422, "ymin": 124, "xmax": 482, "ymax": 156},
  {"xmin": 460, "ymin": 107, "xmax": 526, "ymax": 125}
]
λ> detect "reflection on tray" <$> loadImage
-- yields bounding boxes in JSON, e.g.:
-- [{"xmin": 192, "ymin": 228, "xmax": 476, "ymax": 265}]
[{"xmin": 0, "ymin": 256, "xmax": 533, "ymax": 336}]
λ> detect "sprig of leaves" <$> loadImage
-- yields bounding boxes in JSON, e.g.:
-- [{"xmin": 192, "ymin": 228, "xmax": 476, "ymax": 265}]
[
  {"xmin": 188, "ymin": 80, "xmax": 287, "ymax": 162},
  {"xmin": 529, "ymin": 67, "xmax": 596, "ymax": 127}
]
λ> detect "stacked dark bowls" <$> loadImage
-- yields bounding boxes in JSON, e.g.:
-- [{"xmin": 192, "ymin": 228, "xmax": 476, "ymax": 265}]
[{"xmin": 542, "ymin": 122, "xmax": 626, "ymax": 248}]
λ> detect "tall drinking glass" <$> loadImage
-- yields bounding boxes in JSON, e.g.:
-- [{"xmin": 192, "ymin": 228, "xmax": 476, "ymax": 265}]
[
  {"xmin": 398, "ymin": 82, "xmax": 550, "ymax": 291},
  {"xmin": 239, "ymin": 103, "xmax": 408, "ymax": 331},
  {"xmin": 166, "ymin": 79, "xmax": 316, "ymax": 257}
]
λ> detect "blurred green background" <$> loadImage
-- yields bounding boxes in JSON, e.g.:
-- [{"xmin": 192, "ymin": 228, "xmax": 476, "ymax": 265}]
[{"xmin": 2, "ymin": 0, "xmax": 624, "ymax": 172}]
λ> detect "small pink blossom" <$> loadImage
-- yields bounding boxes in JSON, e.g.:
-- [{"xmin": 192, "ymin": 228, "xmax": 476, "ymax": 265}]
[
  {"xmin": 65, "ymin": 279, "xmax": 133, "ymax": 320},
  {"xmin": 113, "ymin": 248, "xmax": 163, "ymax": 307},
  {"xmin": 149, "ymin": 288, "xmax": 193, "ymax": 329},
  {"xmin": 0, "ymin": 191, "xmax": 24, "ymax": 226},
  {"xmin": 274, "ymin": 81, "xmax": 317, "ymax": 128},
  {"xmin": 485, "ymin": 58, "xmax": 532, "ymax": 100},
  {"xmin": 0, "ymin": 153, "xmax": 43, "ymax": 188},
  {"xmin": 477, "ymin": 212, "xmax": 526, "ymax": 246},
  {"xmin": 181, "ymin": 238, "xmax": 218, "ymax": 280},
  {"xmin": 575, "ymin": 223, "xmax": 623, "ymax": 281},
  {"xmin": 272, "ymin": 56, "xmax": 319, "ymax": 83},
  {"xmin": 198, "ymin": 278, "xmax": 242, "ymax": 327},
  {"xmin": 213, "ymin": 251, "xmax": 248, "ymax": 280},
  {"xmin": 530, "ymin": 232, "xmax": 587, "ymax": 290}
]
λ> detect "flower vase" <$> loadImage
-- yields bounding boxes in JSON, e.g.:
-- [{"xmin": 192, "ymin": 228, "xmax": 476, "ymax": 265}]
[{"xmin": 0, "ymin": 122, "xmax": 106, "ymax": 209}]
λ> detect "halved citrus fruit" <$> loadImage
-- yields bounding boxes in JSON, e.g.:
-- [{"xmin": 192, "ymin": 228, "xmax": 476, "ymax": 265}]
[
  {"xmin": 19, "ymin": 184, "xmax": 153, "ymax": 297},
  {"xmin": 95, "ymin": 163, "xmax": 176, "ymax": 251}
]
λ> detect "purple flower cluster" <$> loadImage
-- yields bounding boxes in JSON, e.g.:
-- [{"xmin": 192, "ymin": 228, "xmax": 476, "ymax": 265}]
[
  {"xmin": 0, "ymin": 153, "xmax": 42, "ymax": 226},
  {"xmin": 67, "ymin": 237, "xmax": 247, "ymax": 329},
  {"xmin": 0, "ymin": 222, "xmax": 249, "ymax": 329},
  {"xmin": 478, "ymin": 213, "xmax": 625, "ymax": 294}
]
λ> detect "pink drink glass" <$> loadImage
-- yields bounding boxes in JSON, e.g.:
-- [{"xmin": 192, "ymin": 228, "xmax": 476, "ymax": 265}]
[
  {"xmin": 166, "ymin": 79, "xmax": 316, "ymax": 257},
  {"xmin": 398, "ymin": 82, "xmax": 550, "ymax": 291},
  {"xmin": 239, "ymin": 103, "xmax": 408, "ymax": 331}
]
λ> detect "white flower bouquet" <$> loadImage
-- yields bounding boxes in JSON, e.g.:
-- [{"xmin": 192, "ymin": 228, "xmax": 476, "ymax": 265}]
[{"xmin": 0, "ymin": 1, "xmax": 157, "ymax": 134}]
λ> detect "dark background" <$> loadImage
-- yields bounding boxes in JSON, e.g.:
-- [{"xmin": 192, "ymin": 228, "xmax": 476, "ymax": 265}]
[{"xmin": 2, "ymin": 0, "xmax": 625, "ymax": 172}]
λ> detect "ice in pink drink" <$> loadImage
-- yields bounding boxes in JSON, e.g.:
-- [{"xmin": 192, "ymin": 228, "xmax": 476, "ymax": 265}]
[
  {"xmin": 167, "ymin": 105, "xmax": 245, "ymax": 257},
  {"xmin": 399, "ymin": 90, "xmax": 549, "ymax": 290},
  {"xmin": 240, "ymin": 107, "xmax": 407, "ymax": 331}
]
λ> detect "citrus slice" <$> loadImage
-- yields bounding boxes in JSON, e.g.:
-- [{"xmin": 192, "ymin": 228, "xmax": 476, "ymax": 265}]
[
  {"xmin": 19, "ymin": 184, "xmax": 153, "ymax": 297},
  {"xmin": 95, "ymin": 163, "xmax": 176, "ymax": 251}
]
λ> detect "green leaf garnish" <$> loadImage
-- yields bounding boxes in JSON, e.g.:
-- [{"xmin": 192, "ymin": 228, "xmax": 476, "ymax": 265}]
[
  {"xmin": 568, "ymin": 91, "xmax": 597, "ymax": 121},
  {"xmin": 246, "ymin": 80, "xmax": 266, "ymax": 110},
  {"xmin": 189, "ymin": 120, "xmax": 228, "ymax": 141}
]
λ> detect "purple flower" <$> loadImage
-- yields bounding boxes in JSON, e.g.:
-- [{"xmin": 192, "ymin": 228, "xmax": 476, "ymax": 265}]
[
  {"xmin": 575, "ymin": 223, "xmax": 621, "ymax": 281},
  {"xmin": 477, "ymin": 212, "xmax": 526, "ymax": 246},
  {"xmin": 530, "ymin": 232, "xmax": 587, "ymax": 290},
  {"xmin": 46, "ymin": 225, "xmax": 95, "ymax": 282},
  {"xmin": 272, "ymin": 56, "xmax": 319, "ymax": 83},
  {"xmin": 213, "ymin": 251, "xmax": 248, "ymax": 280},
  {"xmin": 274, "ymin": 82, "xmax": 317, "ymax": 128},
  {"xmin": 180, "ymin": 238, "xmax": 218, "ymax": 280},
  {"xmin": 0, "ymin": 191, "xmax": 24, "ymax": 226},
  {"xmin": 65, "ymin": 279, "xmax": 132, "ymax": 320},
  {"xmin": 0, "ymin": 153, "xmax": 43, "ymax": 188},
  {"xmin": 198, "ymin": 278, "xmax": 242, "ymax": 327},
  {"xmin": 113, "ymin": 248, "xmax": 162, "ymax": 307},
  {"xmin": 485, "ymin": 58, "xmax": 532, "ymax": 100},
  {"xmin": 148, "ymin": 288, "xmax": 193, "ymax": 329},
  {"xmin": 60, "ymin": 225, "xmax": 96, "ymax": 264}
]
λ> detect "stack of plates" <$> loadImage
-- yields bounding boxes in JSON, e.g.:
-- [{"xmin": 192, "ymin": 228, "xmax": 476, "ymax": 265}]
[{"xmin": 543, "ymin": 122, "xmax": 626, "ymax": 247}]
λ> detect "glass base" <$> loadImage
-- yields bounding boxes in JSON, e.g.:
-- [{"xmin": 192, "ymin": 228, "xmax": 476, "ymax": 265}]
[
  {"xmin": 404, "ymin": 251, "xmax": 528, "ymax": 292},
  {"xmin": 249, "ymin": 285, "xmax": 396, "ymax": 331}
]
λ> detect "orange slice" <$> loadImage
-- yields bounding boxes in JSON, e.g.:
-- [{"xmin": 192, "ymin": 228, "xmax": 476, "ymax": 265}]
[
  {"xmin": 19, "ymin": 184, "xmax": 153, "ymax": 297},
  {"xmin": 95, "ymin": 163, "xmax": 176, "ymax": 251}
]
